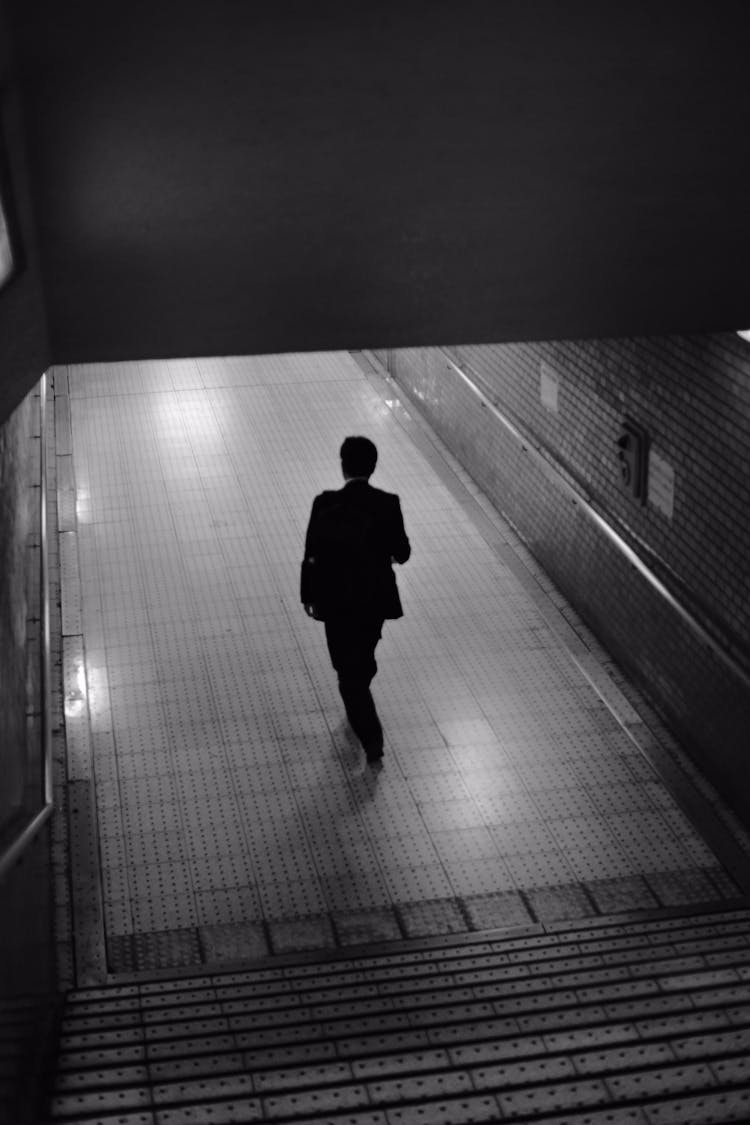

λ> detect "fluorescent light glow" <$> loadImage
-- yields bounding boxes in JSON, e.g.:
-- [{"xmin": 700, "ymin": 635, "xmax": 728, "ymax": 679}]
[{"xmin": 0, "ymin": 206, "xmax": 13, "ymax": 289}]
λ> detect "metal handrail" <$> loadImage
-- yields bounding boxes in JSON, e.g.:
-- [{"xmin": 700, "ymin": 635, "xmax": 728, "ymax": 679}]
[
  {"xmin": 0, "ymin": 372, "xmax": 54, "ymax": 884},
  {"xmin": 439, "ymin": 348, "xmax": 750, "ymax": 693},
  {"xmin": 41, "ymin": 370, "xmax": 53, "ymax": 807}
]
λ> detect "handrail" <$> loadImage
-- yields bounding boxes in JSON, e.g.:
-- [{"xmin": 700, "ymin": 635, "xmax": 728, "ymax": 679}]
[
  {"xmin": 0, "ymin": 371, "xmax": 54, "ymax": 884},
  {"xmin": 41, "ymin": 370, "xmax": 53, "ymax": 807},
  {"xmin": 439, "ymin": 348, "xmax": 750, "ymax": 693},
  {"xmin": 0, "ymin": 805, "xmax": 54, "ymax": 884}
]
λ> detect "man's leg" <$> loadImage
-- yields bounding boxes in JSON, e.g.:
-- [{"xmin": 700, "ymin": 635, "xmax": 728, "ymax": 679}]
[{"xmin": 324, "ymin": 615, "xmax": 385, "ymax": 759}]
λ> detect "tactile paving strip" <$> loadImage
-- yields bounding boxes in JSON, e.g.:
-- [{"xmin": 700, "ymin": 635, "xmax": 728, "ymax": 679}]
[{"xmin": 63, "ymin": 353, "xmax": 745, "ymax": 974}]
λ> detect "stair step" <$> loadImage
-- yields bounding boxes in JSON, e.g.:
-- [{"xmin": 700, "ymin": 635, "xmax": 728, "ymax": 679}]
[
  {"xmin": 62, "ymin": 935, "xmax": 750, "ymax": 1026},
  {"xmin": 56, "ymin": 978, "xmax": 750, "ymax": 1060},
  {"xmin": 53, "ymin": 1041, "xmax": 750, "ymax": 1101},
  {"xmin": 53, "ymin": 1018, "xmax": 750, "ymax": 1100},
  {"xmin": 63, "ymin": 955, "xmax": 750, "ymax": 1021},
  {"xmin": 66, "ymin": 909, "xmax": 750, "ymax": 1007},
  {"xmin": 61, "ymin": 966, "xmax": 750, "ymax": 1028},
  {"xmin": 46, "ymin": 1098, "xmax": 750, "ymax": 1125},
  {"xmin": 48, "ymin": 909, "xmax": 750, "ymax": 1123},
  {"xmin": 54, "ymin": 1009, "xmax": 750, "ymax": 1083},
  {"xmin": 50, "ymin": 1064, "xmax": 750, "ymax": 1123}
]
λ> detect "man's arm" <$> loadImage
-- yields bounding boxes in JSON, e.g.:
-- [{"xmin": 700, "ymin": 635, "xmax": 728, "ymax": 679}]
[
  {"xmin": 300, "ymin": 496, "xmax": 321, "ymax": 609},
  {"xmin": 389, "ymin": 497, "xmax": 411, "ymax": 564}
]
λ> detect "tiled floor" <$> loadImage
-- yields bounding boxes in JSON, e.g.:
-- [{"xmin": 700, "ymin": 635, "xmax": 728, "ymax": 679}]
[{"xmin": 58, "ymin": 351, "xmax": 744, "ymax": 971}]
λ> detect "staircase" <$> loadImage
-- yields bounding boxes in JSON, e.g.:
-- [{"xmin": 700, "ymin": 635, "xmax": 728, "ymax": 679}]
[{"xmin": 48, "ymin": 906, "xmax": 750, "ymax": 1124}]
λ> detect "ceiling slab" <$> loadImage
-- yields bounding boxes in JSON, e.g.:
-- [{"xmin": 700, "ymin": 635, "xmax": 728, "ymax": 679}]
[{"xmin": 9, "ymin": 0, "xmax": 750, "ymax": 362}]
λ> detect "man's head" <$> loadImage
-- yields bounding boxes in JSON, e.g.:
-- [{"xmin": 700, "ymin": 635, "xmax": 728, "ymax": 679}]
[{"xmin": 340, "ymin": 435, "xmax": 378, "ymax": 480}]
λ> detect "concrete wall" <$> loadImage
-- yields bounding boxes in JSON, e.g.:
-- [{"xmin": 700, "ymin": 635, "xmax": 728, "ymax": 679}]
[
  {"xmin": 378, "ymin": 335, "xmax": 750, "ymax": 819},
  {"xmin": 0, "ymin": 387, "xmax": 43, "ymax": 835},
  {"xmin": 0, "ymin": 10, "xmax": 57, "ymax": 1120},
  {"xmin": 7, "ymin": 0, "xmax": 750, "ymax": 370},
  {"xmin": 0, "ymin": 8, "xmax": 50, "ymax": 422}
]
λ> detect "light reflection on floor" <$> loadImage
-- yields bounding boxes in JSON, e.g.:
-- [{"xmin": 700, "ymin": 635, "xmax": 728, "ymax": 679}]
[{"xmin": 61, "ymin": 351, "xmax": 738, "ymax": 958}]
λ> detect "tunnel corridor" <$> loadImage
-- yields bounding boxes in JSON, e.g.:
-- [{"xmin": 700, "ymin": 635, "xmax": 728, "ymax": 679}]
[{"xmin": 51, "ymin": 349, "xmax": 749, "ymax": 978}]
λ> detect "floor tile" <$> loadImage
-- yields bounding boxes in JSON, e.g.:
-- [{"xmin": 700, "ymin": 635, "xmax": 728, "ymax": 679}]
[
  {"xmin": 463, "ymin": 891, "xmax": 535, "ymax": 932},
  {"xmin": 398, "ymin": 899, "xmax": 468, "ymax": 939}
]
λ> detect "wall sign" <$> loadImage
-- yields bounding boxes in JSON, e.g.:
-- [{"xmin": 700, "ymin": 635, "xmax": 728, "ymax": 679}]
[
  {"xmin": 648, "ymin": 448, "xmax": 675, "ymax": 519},
  {"xmin": 540, "ymin": 362, "xmax": 559, "ymax": 413}
]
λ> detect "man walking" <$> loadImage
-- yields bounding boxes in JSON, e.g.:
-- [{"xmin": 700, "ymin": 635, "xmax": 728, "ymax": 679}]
[{"xmin": 301, "ymin": 436, "xmax": 411, "ymax": 763}]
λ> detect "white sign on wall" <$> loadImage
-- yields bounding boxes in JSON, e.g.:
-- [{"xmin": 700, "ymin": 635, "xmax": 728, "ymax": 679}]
[
  {"xmin": 540, "ymin": 362, "xmax": 559, "ymax": 413},
  {"xmin": 648, "ymin": 448, "xmax": 675, "ymax": 519}
]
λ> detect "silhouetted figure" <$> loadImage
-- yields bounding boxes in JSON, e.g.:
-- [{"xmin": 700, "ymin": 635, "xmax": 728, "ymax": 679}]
[{"xmin": 301, "ymin": 436, "xmax": 411, "ymax": 763}]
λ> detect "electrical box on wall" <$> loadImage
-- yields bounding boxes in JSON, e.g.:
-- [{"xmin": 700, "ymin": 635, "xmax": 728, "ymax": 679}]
[{"xmin": 616, "ymin": 417, "xmax": 649, "ymax": 503}]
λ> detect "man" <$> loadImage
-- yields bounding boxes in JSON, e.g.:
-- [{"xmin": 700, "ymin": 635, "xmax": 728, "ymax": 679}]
[{"xmin": 301, "ymin": 436, "xmax": 411, "ymax": 764}]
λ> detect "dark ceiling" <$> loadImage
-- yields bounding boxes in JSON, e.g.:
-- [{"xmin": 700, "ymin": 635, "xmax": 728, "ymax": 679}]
[{"xmin": 7, "ymin": 0, "xmax": 750, "ymax": 364}]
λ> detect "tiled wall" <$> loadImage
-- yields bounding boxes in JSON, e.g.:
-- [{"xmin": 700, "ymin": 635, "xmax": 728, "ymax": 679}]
[
  {"xmin": 0, "ymin": 42, "xmax": 57, "ymax": 1119},
  {"xmin": 0, "ymin": 381, "xmax": 58, "ymax": 1123},
  {"xmin": 0, "ymin": 387, "xmax": 43, "ymax": 835},
  {"xmin": 376, "ymin": 336, "xmax": 750, "ymax": 818}
]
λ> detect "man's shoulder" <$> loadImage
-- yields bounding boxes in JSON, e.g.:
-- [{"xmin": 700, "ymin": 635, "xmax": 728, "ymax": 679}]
[
  {"xmin": 312, "ymin": 489, "xmax": 343, "ymax": 508},
  {"xmin": 362, "ymin": 484, "xmax": 401, "ymax": 506},
  {"xmin": 312, "ymin": 484, "xmax": 401, "ymax": 513}
]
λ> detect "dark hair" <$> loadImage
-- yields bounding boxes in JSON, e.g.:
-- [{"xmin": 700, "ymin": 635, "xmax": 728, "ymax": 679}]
[{"xmin": 340, "ymin": 435, "xmax": 377, "ymax": 478}]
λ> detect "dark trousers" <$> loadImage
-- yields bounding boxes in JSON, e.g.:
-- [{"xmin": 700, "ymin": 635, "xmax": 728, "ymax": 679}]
[{"xmin": 324, "ymin": 614, "xmax": 385, "ymax": 753}]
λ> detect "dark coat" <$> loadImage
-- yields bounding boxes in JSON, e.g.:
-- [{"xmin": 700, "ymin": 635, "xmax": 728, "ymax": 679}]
[{"xmin": 301, "ymin": 479, "xmax": 411, "ymax": 620}]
